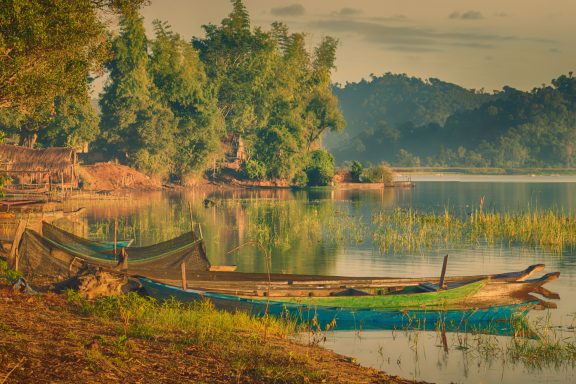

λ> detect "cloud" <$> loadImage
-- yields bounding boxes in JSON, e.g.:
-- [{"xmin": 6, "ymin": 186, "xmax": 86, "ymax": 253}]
[
  {"xmin": 308, "ymin": 19, "xmax": 551, "ymax": 53},
  {"xmin": 333, "ymin": 8, "xmax": 363, "ymax": 17},
  {"xmin": 449, "ymin": 11, "xmax": 484, "ymax": 20},
  {"xmin": 271, "ymin": 4, "xmax": 305, "ymax": 17}
]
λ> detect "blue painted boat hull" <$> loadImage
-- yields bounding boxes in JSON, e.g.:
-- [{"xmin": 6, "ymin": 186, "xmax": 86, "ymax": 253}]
[{"xmin": 138, "ymin": 277, "xmax": 534, "ymax": 334}]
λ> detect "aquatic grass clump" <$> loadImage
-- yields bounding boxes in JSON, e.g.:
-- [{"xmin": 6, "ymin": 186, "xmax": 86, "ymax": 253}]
[
  {"xmin": 372, "ymin": 207, "xmax": 576, "ymax": 254},
  {"xmin": 244, "ymin": 199, "xmax": 367, "ymax": 252},
  {"xmin": 442, "ymin": 313, "xmax": 576, "ymax": 369}
]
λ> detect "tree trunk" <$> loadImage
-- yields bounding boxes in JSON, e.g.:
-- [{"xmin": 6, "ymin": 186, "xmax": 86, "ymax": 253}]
[{"xmin": 19, "ymin": 132, "xmax": 38, "ymax": 148}]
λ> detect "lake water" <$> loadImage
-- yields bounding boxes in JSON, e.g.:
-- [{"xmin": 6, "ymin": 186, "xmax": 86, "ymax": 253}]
[{"xmin": 63, "ymin": 176, "xmax": 576, "ymax": 383}]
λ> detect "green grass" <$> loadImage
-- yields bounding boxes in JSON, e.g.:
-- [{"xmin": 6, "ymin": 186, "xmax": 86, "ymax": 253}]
[
  {"xmin": 66, "ymin": 290, "xmax": 296, "ymax": 342},
  {"xmin": 0, "ymin": 260, "xmax": 20, "ymax": 284},
  {"xmin": 64, "ymin": 290, "xmax": 331, "ymax": 382},
  {"xmin": 373, "ymin": 207, "xmax": 576, "ymax": 253}
]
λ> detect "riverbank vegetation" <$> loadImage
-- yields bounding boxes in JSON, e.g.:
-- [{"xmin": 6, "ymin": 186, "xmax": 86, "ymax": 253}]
[
  {"xmin": 373, "ymin": 207, "xmax": 576, "ymax": 254},
  {"xmin": 0, "ymin": 0, "xmax": 344, "ymax": 187}
]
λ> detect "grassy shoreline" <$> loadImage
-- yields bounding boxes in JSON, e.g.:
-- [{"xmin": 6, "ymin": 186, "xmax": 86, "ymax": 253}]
[{"xmin": 0, "ymin": 261, "xmax": 419, "ymax": 384}]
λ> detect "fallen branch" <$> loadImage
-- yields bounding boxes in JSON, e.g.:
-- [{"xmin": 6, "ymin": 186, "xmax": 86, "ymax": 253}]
[{"xmin": 1, "ymin": 357, "xmax": 25, "ymax": 384}]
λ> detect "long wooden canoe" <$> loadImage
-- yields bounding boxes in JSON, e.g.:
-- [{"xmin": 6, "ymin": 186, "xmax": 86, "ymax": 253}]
[
  {"xmin": 137, "ymin": 277, "xmax": 536, "ymax": 333},
  {"xmin": 27, "ymin": 224, "xmax": 559, "ymax": 304},
  {"xmin": 155, "ymin": 264, "xmax": 558, "ymax": 303},
  {"xmin": 0, "ymin": 207, "xmax": 85, "ymax": 221}
]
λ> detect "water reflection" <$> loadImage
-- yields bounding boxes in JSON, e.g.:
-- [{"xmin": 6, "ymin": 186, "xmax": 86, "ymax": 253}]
[{"xmin": 58, "ymin": 181, "xmax": 576, "ymax": 383}]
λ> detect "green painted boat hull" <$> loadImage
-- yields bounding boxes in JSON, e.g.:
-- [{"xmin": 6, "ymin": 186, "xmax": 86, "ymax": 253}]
[
  {"xmin": 138, "ymin": 277, "xmax": 534, "ymax": 334},
  {"xmin": 271, "ymin": 280, "xmax": 486, "ymax": 310}
]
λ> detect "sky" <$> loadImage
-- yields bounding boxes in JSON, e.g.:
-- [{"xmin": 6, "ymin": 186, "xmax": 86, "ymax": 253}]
[{"xmin": 137, "ymin": 0, "xmax": 576, "ymax": 91}]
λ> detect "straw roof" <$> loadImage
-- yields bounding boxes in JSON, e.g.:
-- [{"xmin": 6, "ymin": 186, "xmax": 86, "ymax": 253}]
[{"xmin": 0, "ymin": 144, "xmax": 76, "ymax": 173}]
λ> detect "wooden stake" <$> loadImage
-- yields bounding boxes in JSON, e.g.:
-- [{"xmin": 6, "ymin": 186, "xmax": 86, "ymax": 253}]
[
  {"xmin": 197, "ymin": 223, "xmax": 207, "ymax": 261},
  {"xmin": 121, "ymin": 248, "xmax": 129, "ymax": 272},
  {"xmin": 439, "ymin": 254, "xmax": 449, "ymax": 290},
  {"xmin": 188, "ymin": 202, "xmax": 196, "ymax": 241},
  {"xmin": 180, "ymin": 262, "xmax": 187, "ymax": 291},
  {"xmin": 441, "ymin": 327, "xmax": 449, "ymax": 353},
  {"xmin": 9, "ymin": 220, "xmax": 26, "ymax": 270}
]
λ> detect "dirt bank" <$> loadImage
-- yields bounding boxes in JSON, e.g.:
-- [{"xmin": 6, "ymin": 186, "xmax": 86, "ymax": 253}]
[
  {"xmin": 0, "ymin": 287, "xmax": 423, "ymax": 384},
  {"xmin": 78, "ymin": 163, "xmax": 163, "ymax": 192}
]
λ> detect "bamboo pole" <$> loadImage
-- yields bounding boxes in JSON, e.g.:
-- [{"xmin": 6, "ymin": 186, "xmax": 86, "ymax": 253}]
[{"xmin": 180, "ymin": 262, "xmax": 187, "ymax": 291}]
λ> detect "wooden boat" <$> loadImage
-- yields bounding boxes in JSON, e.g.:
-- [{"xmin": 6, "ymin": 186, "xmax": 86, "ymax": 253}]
[
  {"xmin": 0, "ymin": 200, "xmax": 45, "ymax": 208},
  {"xmin": 23, "ymin": 223, "xmax": 560, "ymax": 305},
  {"xmin": 155, "ymin": 264, "xmax": 559, "ymax": 305},
  {"xmin": 1, "ymin": 185, "xmax": 50, "ymax": 195},
  {"xmin": 137, "ymin": 277, "xmax": 537, "ymax": 332},
  {"xmin": 0, "ymin": 207, "xmax": 85, "ymax": 221}
]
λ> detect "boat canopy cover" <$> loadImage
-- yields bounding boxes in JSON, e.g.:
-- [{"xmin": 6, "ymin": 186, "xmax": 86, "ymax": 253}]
[{"xmin": 18, "ymin": 224, "xmax": 211, "ymax": 287}]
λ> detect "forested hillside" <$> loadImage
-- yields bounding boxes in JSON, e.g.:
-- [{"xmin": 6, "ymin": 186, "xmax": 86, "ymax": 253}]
[{"xmin": 329, "ymin": 73, "xmax": 576, "ymax": 168}]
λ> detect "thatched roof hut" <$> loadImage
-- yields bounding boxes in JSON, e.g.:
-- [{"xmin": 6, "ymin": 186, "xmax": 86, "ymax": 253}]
[{"xmin": 0, "ymin": 144, "xmax": 77, "ymax": 187}]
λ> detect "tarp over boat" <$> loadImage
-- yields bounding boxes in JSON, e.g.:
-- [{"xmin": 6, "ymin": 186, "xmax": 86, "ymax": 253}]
[{"xmin": 17, "ymin": 225, "xmax": 211, "ymax": 287}]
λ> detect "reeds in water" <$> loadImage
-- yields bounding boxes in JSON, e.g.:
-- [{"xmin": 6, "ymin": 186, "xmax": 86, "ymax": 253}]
[{"xmin": 373, "ymin": 207, "xmax": 576, "ymax": 254}]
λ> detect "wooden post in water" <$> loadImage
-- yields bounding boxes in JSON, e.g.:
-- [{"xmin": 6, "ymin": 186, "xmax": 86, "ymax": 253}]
[
  {"xmin": 113, "ymin": 219, "xmax": 118, "ymax": 261},
  {"xmin": 180, "ymin": 262, "xmax": 187, "ymax": 291},
  {"xmin": 439, "ymin": 254, "xmax": 449, "ymax": 290},
  {"xmin": 197, "ymin": 223, "xmax": 207, "ymax": 261},
  {"xmin": 188, "ymin": 202, "xmax": 196, "ymax": 241},
  {"xmin": 441, "ymin": 327, "xmax": 449, "ymax": 353}
]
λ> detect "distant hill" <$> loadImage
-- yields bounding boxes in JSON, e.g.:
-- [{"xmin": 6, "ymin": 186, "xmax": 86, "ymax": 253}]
[{"xmin": 327, "ymin": 73, "xmax": 576, "ymax": 168}]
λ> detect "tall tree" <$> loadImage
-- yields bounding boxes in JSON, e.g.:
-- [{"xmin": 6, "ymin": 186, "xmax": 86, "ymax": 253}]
[
  {"xmin": 40, "ymin": 96, "xmax": 100, "ymax": 149},
  {"xmin": 0, "ymin": 0, "xmax": 146, "ymax": 113},
  {"xmin": 149, "ymin": 21, "xmax": 223, "ymax": 177},
  {"xmin": 99, "ymin": 8, "xmax": 177, "ymax": 179},
  {"xmin": 99, "ymin": 8, "xmax": 153, "ymax": 158},
  {"xmin": 193, "ymin": 1, "xmax": 344, "ymax": 183}
]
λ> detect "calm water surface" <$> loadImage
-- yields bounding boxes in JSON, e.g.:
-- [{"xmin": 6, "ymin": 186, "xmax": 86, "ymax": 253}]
[{"xmin": 64, "ymin": 176, "xmax": 576, "ymax": 383}]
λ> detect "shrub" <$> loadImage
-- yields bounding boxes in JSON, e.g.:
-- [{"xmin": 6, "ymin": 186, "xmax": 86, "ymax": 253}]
[
  {"xmin": 305, "ymin": 150, "xmax": 334, "ymax": 186},
  {"xmin": 350, "ymin": 160, "xmax": 363, "ymax": 182},
  {"xmin": 243, "ymin": 159, "xmax": 267, "ymax": 180},
  {"xmin": 362, "ymin": 162, "xmax": 394, "ymax": 184},
  {"xmin": 291, "ymin": 169, "xmax": 308, "ymax": 188}
]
